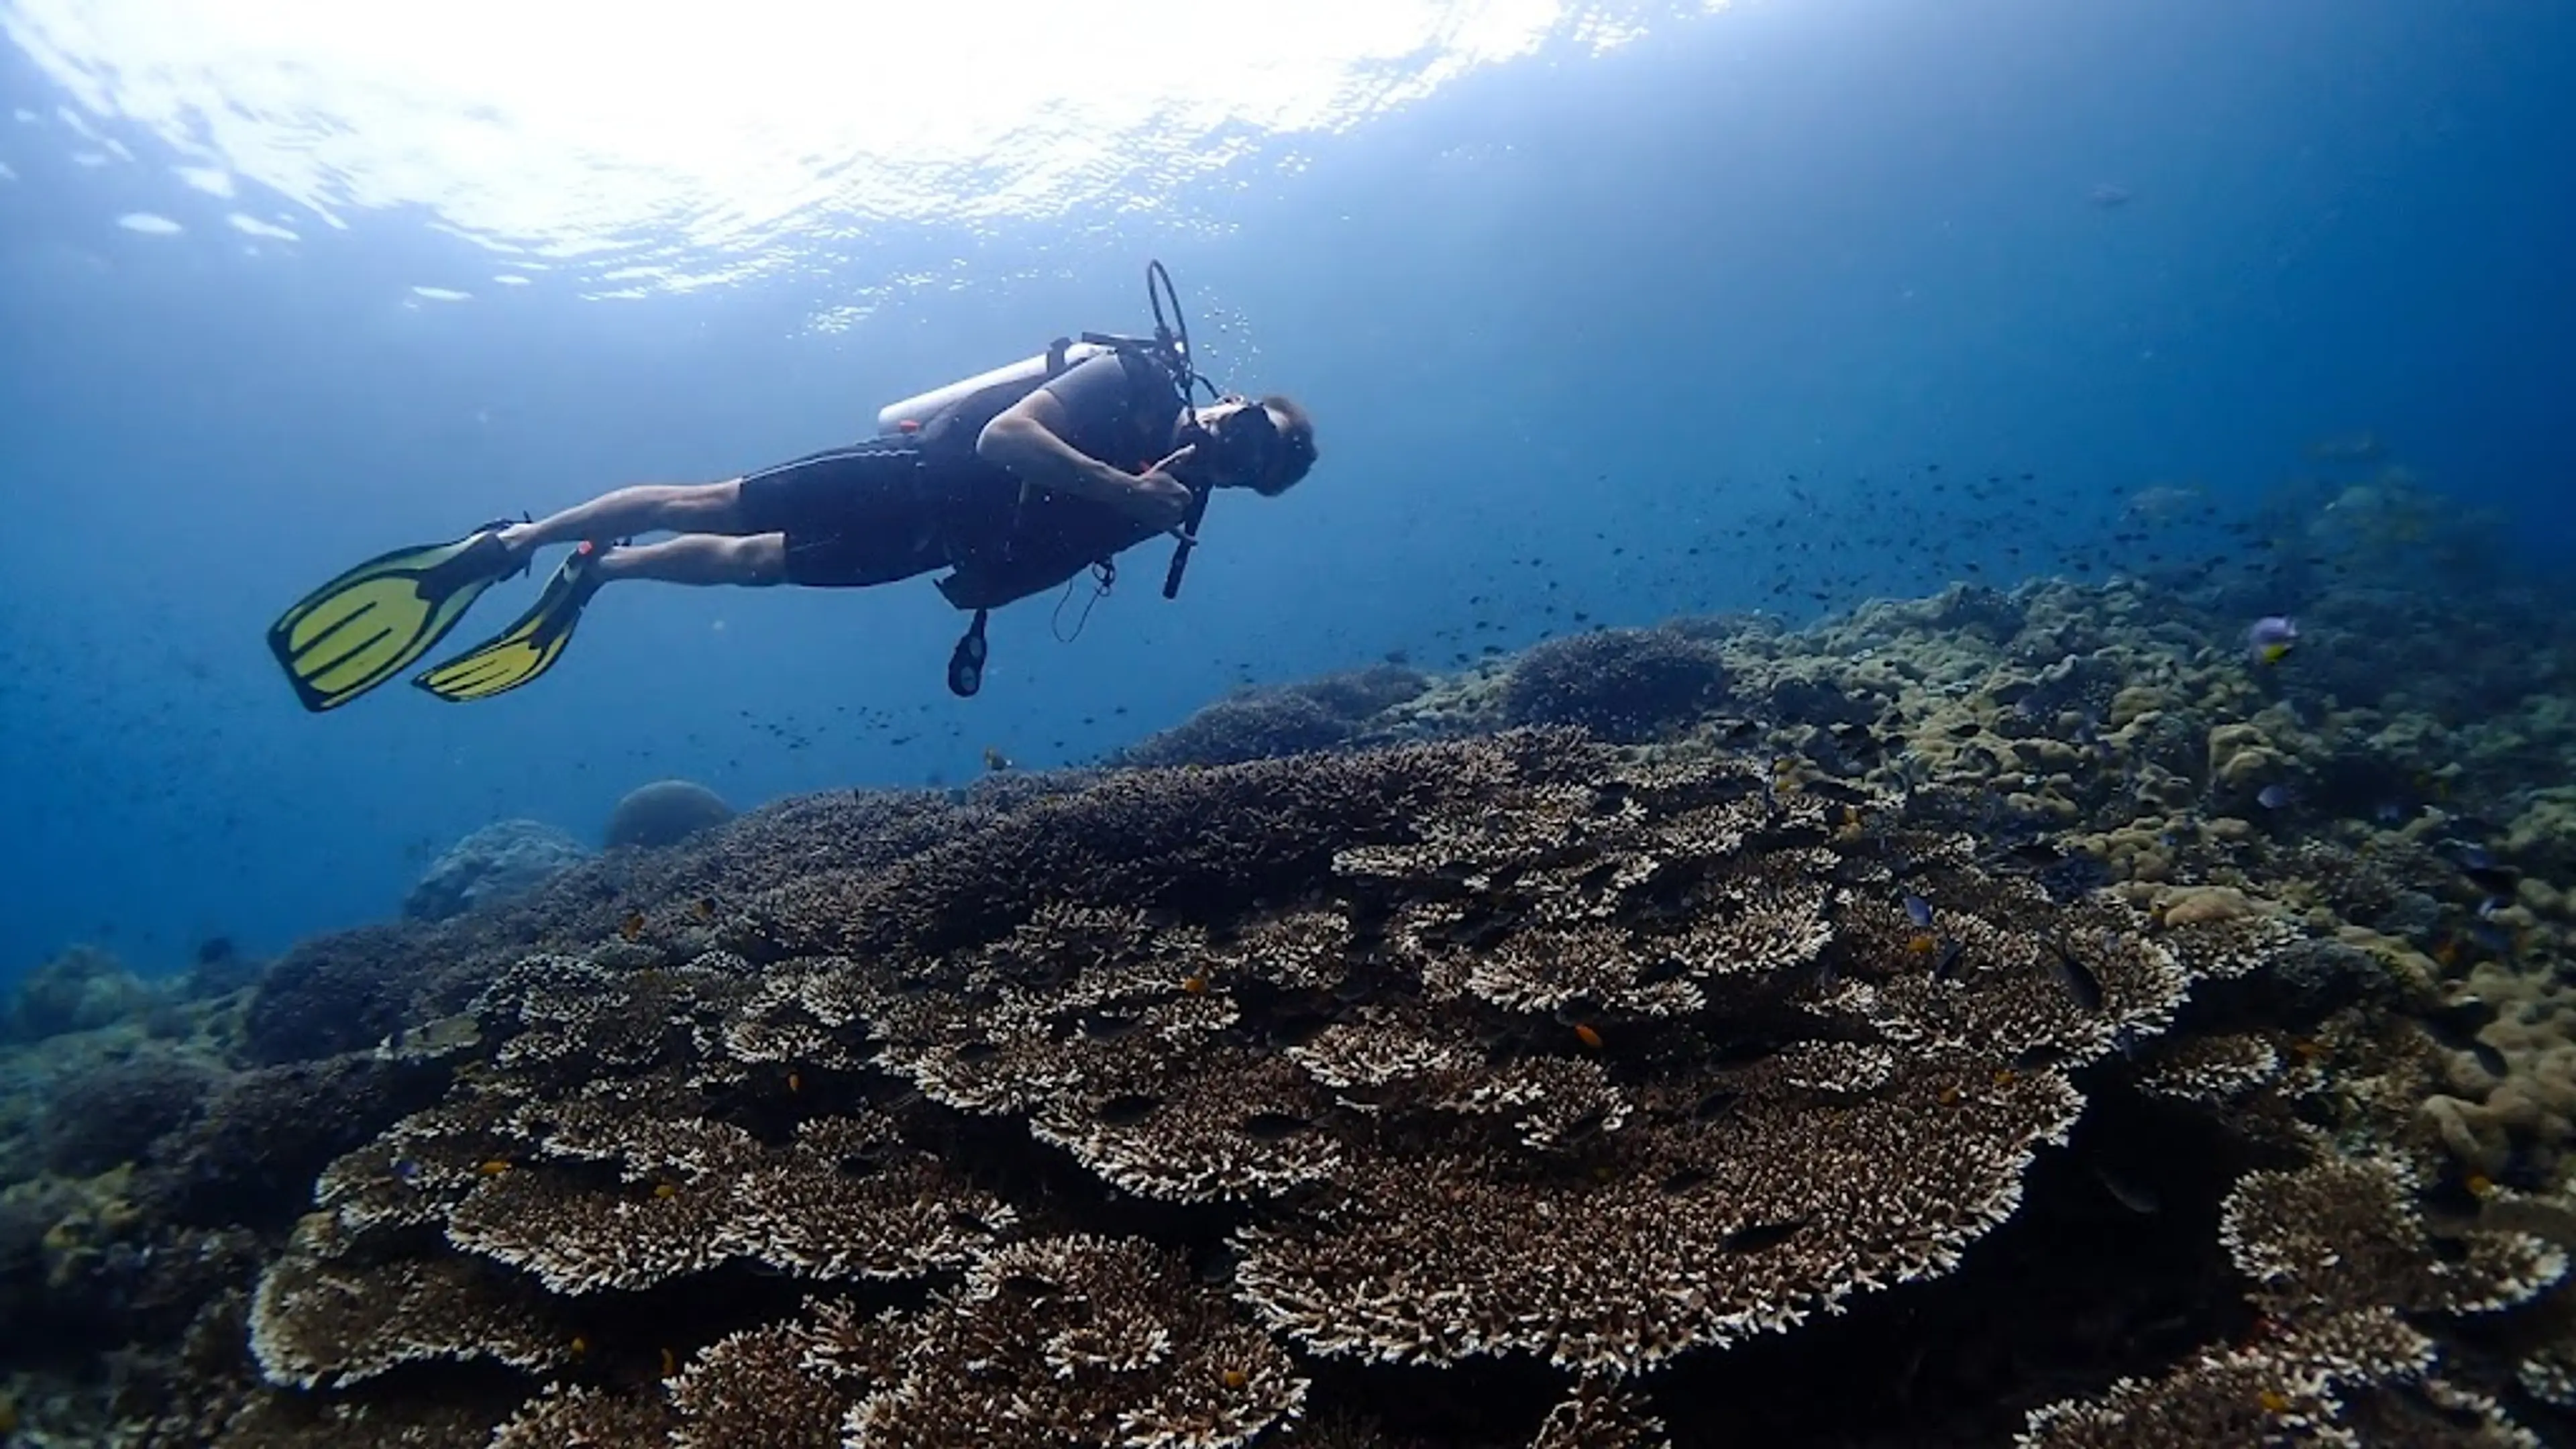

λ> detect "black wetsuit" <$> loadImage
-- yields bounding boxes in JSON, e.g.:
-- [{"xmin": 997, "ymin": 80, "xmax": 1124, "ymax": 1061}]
[{"xmin": 735, "ymin": 350, "xmax": 1185, "ymax": 609}]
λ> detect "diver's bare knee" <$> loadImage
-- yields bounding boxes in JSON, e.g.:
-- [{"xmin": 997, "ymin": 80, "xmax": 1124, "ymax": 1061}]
[
  {"xmin": 688, "ymin": 479, "xmax": 749, "ymax": 533},
  {"xmin": 733, "ymin": 533, "xmax": 787, "ymax": 584}
]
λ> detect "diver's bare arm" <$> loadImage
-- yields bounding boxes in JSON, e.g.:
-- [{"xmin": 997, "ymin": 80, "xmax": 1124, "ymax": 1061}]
[{"xmin": 975, "ymin": 391, "xmax": 1148, "ymax": 506}]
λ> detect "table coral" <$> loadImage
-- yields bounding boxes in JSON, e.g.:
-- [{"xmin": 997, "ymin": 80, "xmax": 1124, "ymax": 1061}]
[{"xmin": 17, "ymin": 569, "xmax": 2576, "ymax": 1447}]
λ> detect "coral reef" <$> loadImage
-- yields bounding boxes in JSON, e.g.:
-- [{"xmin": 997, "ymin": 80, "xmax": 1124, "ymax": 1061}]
[
  {"xmin": 0, "ymin": 1177, "xmax": 87, "ymax": 1357},
  {"xmin": 238, "ymin": 787, "xmax": 980, "ymax": 1066},
  {"xmin": 138, "ymin": 1053, "xmax": 451, "ymax": 1228},
  {"xmin": 1116, "ymin": 663, "xmax": 1435, "ymax": 769},
  {"xmin": 34, "ymin": 1046, "xmax": 221, "ymax": 1176},
  {"xmin": 1118, "ymin": 688, "xmax": 1356, "ymax": 769},
  {"xmin": 831, "ymin": 1236, "xmax": 1307, "ymax": 1447},
  {"xmin": 239, "ymin": 924, "xmax": 433, "ymax": 1065},
  {"xmin": 605, "ymin": 777, "xmax": 736, "ymax": 850},
  {"xmin": 1497, "ymin": 627, "xmax": 1728, "ymax": 741},
  {"xmin": 2020, "ymin": 1153, "xmax": 2563, "ymax": 1446},
  {"xmin": 9, "ymin": 553, "xmax": 2576, "ymax": 1446},
  {"xmin": 401, "ymin": 819, "xmax": 589, "ymax": 923},
  {"xmin": 15, "ymin": 729, "xmax": 2340, "ymax": 1444},
  {"xmin": 3, "ymin": 945, "xmax": 156, "ymax": 1042}
]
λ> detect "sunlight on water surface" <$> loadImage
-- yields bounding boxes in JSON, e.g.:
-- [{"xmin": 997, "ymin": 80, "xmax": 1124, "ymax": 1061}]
[{"xmin": 4, "ymin": 0, "xmax": 1723, "ymax": 292}]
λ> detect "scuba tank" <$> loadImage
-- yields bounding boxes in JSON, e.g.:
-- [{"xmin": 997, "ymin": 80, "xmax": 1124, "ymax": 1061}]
[{"xmin": 875, "ymin": 339, "xmax": 1114, "ymax": 439}]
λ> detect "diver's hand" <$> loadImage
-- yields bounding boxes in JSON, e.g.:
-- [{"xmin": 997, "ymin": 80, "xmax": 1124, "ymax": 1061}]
[{"xmin": 1120, "ymin": 449, "xmax": 1197, "ymax": 531}]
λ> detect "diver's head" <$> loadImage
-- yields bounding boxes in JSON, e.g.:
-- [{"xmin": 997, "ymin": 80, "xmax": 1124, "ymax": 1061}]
[{"xmin": 1190, "ymin": 394, "xmax": 1318, "ymax": 496}]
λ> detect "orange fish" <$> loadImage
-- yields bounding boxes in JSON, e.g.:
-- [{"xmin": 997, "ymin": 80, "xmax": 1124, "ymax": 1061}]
[
  {"xmin": 1179, "ymin": 974, "xmax": 1209, "ymax": 996},
  {"xmin": 619, "ymin": 912, "xmax": 645, "ymax": 943},
  {"xmin": 1572, "ymin": 1022, "xmax": 1605, "ymax": 1051},
  {"xmin": 477, "ymin": 1159, "xmax": 513, "ymax": 1177}
]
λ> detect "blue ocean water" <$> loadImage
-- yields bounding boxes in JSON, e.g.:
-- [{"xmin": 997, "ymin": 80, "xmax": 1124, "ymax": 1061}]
[{"xmin": 0, "ymin": 0, "xmax": 2570, "ymax": 983}]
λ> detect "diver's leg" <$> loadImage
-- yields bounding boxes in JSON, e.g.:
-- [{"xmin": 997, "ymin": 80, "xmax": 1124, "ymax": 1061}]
[
  {"xmin": 498, "ymin": 480, "xmax": 747, "ymax": 557},
  {"xmin": 590, "ymin": 533, "xmax": 786, "ymax": 588}
]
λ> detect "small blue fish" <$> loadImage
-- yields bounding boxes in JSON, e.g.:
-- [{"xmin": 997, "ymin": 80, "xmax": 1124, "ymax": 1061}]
[
  {"xmin": 2256, "ymin": 784, "xmax": 2294, "ymax": 811},
  {"xmin": 1902, "ymin": 893, "xmax": 1933, "ymax": 929},
  {"xmin": 392, "ymin": 1157, "xmax": 424, "ymax": 1186}
]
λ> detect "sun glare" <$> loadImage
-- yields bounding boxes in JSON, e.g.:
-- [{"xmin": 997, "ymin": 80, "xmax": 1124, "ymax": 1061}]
[{"xmin": 1, "ymin": 0, "xmax": 1701, "ymax": 279}]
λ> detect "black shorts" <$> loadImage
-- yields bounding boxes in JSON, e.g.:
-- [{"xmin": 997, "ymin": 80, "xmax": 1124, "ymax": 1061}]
[{"xmin": 735, "ymin": 439, "xmax": 953, "ymax": 587}]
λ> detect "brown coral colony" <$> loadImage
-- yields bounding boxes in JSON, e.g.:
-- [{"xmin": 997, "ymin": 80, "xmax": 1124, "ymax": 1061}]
[
  {"xmin": 209, "ymin": 727, "xmax": 2301, "ymax": 1444},
  {"xmin": 9, "ymin": 568, "xmax": 2576, "ymax": 1446}
]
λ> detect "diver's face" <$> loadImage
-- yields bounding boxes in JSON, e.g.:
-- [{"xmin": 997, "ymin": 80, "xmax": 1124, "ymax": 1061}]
[{"xmin": 1193, "ymin": 397, "xmax": 1291, "ymax": 490}]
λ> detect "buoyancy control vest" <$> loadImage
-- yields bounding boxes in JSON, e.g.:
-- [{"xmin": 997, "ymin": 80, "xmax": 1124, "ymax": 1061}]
[
  {"xmin": 869, "ymin": 261, "xmax": 1219, "ymax": 698},
  {"xmin": 879, "ymin": 343, "xmax": 1181, "ymax": 612}
]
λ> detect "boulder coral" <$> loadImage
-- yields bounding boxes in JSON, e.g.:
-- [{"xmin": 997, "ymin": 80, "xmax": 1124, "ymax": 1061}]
[{"xmin": 604, "ymin": 779, "xmax": 736, "ymax": 851}]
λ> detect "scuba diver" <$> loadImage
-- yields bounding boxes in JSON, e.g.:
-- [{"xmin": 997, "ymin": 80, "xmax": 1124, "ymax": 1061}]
[{"xmin": 268, "ymin": 263, "xmax": 1317, "ymax": 710}]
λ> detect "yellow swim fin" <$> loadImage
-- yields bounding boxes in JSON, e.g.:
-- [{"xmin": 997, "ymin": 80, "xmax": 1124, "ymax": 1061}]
[
  {"xmin": 413, "ymin": 541, "xmax": 606, "ymax": 702},
  {"xmin": 268, "ymin": 524, "xmax": 523, "ymax": 712}
]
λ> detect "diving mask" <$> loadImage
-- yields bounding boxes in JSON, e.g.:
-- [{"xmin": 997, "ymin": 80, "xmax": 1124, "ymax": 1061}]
[{"xmin": 1196, "ymin": 399, "xmax": 1282, "ymax": 484}]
